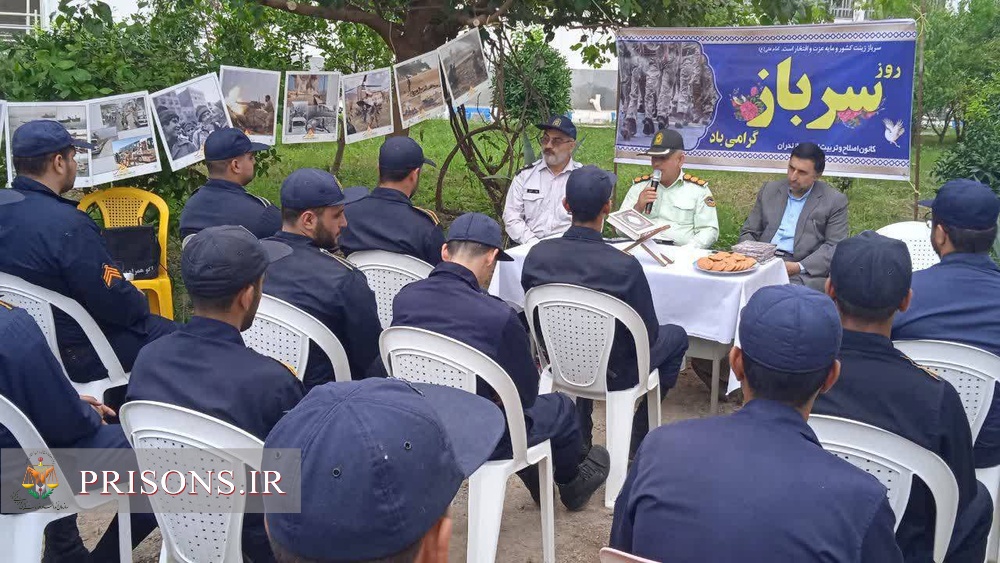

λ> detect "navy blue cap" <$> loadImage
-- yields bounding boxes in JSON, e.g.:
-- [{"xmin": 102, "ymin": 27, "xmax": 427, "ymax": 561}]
[
  {"xmin": 831, "ymin": 231, "xmax": 911, "ymax": 310},
  {"xmin": 263, "ymin": 378, "xmax": 505, "ymax": 561},
  {"xmin": 536, "ymin": 115, "xmax": 577, "ymax": 140},
  {"xmin": 739, "ymin": 285, "xmax": 842, "ymax": 374},
  {"xmin": 11, "ymin": 120, "xmax": 96, "ymax": 158},
  {"xmin": 203, "ymin": 127, "xmax": 270, "ymax": 162},
  {"xmin": 447, "ymin": 212, "xmax": 513, "ymax": 261},
  {"xmin": 566, "ymin": 165, "xmax": 617, "ymax": 218},
  {"xmin": 919, "ymin": 179, "xmax": 1000, "ymax": 230},
  {"xmin": 378, "ymin": 136, "xmax": 436, "ymax": 172},
  {"xmin": 181, "ymin": 225, "xmax": 276, "ymax": 298},
  {"xmin": 279, "ymin": 168, "xmax": 364, "ymax": 209}
]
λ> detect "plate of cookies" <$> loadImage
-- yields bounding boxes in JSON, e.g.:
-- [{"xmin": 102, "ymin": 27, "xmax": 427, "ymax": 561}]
[{"xmin": 694, "ymin": 252, "xmax": 759, "ymax": 275}]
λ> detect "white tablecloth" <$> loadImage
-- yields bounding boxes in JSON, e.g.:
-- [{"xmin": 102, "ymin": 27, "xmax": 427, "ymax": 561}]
[{"xmin": 488, "ymin": 241, "xmax": 789, "ymax": 345}]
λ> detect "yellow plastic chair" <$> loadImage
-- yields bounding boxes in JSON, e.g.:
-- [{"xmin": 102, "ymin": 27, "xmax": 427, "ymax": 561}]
[{"xmin": 78, "ymin": 187, "xmax": 174, "ymax": 319}]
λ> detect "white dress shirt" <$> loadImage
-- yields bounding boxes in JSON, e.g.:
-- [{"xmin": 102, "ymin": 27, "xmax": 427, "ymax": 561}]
[{"xmin": 502, "ymin": 158, "xmax": 582, "ymax": 244}]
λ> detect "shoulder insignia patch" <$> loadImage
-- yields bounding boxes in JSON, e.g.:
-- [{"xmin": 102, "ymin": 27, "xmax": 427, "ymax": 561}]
[
  {"xmin": 102, "ymin": 264, "xmax": 123, "ymax": 288},
  {"xmin": 633, "ymin": 176, "xmax": 642, "ymax": 183},
  {"xmin": 0, "ymin": 299, "xmax": 12, "ymax": 310},
  {"xmin": 415, "ymin": 206, "xmax": 439, "ymax": 224},
  {"xmin": 902, "ymin": 354, "xmax": 940, "ymax": 380},
  {"xmin": 683, "ymin": 173, "xmax": 692, "ymax": 181},
  {"xmin": 704, "ymin": 196, "xmax": 716, "ymax": 207},
  {"xmin": 320, "ymin": 249, "xmax": 357, "ymax": 270},
  {"xmin": 697, "ymin": 179, "xmax": 707, "ymax": 186},
  {"xmin": 252, "ymin": 195, "xmax": 273, "ymax": 207},
  {"xmin": 278, "ymin": 360, "xmax": 298, "ymax": 378}
]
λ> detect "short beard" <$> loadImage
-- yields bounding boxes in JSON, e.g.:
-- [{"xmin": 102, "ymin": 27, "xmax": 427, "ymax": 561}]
[
  {"xmin": 543, "ymin": 152, "xmax": 568, "ymax": 168},
  {"xmin": 313, "ymin": 222, "xmax": 338, "ymax": 250}
]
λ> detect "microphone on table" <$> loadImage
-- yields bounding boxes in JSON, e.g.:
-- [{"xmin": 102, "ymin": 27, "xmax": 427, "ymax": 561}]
[{"xmin": 644, "ymin": 169, "xmax": 662, "ymax": 215}]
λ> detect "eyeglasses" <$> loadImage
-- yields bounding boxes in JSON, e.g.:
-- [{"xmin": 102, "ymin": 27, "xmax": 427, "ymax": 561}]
[{"xmin": 538, "ymin": 134, "xmax": 573, "ymax": 147}]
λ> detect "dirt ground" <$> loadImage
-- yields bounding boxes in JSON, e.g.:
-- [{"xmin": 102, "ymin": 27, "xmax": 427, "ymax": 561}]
[{"xmin": 79, "ymin": 367, "xmax": 741, "ymax": 562}]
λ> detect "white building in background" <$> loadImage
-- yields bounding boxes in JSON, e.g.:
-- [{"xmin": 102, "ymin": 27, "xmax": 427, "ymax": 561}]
[{"xmin": 0, "ymin": 0, "xmax": 50, "ymax": 40}]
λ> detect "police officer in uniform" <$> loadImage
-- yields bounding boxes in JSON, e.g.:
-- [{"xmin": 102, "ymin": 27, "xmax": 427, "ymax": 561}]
[
  {"xmin": 179, "ymin": 128, "xmax": 280, "ymax": 239},
  {"xmin": 0, "ymin": 296, "xmax": 157, "ymax": 562},
  {"xmin": 502, "ymin": 115, "xmax": 582, "ymax": 245},
  {"xmin": 611, "ymin": 284, "xmax": 903, "ymax": 562},
  {"xmin": 0, "ymin": 120, "xmax": 176, "ymax": 388},
  {"xmin": 815, "ymin": 231, "xmax": 992, "ymax": 563},
  {"xmin": 619, "ymin": 129, "xmax": 719, "ymax": 248},
  {"xmin": 391, "ymin": 213, "xmax": 611, "ymax": 511},
  {"xmin": 339, "ymin": 136, "xmax": 445, "ymax": 265},
  {"xmin": 893, "ymin": 180, "xmax": 1000, "ymax": 470},
  {"xmin": 522, "ymin": 166, "xmax": 689, "ymax": 457},
  {"xmin": 261, "ymin": 168, "xmax": 381, "ymax": 389},
  {"xmin": 127, "ymin": 225, "xmax": 304, "ymax": 563}
]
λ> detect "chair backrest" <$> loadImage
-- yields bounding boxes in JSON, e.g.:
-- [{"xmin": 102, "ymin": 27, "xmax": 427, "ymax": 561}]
[
  {"xmin": 524, "ymin": 284, "xmax": 651, "ymax": 396},
  {"xmin": 893, "ymin": 339, "xmax": 1000, "ymax": 440},
  {"xmin": 599, "ymin": 547, "xmax": 659, "ymax": 563},
  {"xmin": 809, "ymin": 414, "xmax": 958, "ymax": 562},
  {"xmin": 78, "ymin": 187, "xmax": 170, "ymax": 274},
  {"xmin": 119, "ymin": 401, "xmax": 265, "ymax": 563},
  {"xmin": 244, "ymin": 294, "xmax": 352, "ymax": 382},
  {"xmin": 346, "ymin": 251, "xmax": 433, "ymax": 329},
  {"xmin": 0, "ymin": 272, "xmax": 128, "ymax": 398},
  {"xmin": 379, "ymin": 326, "xmax": 529, "ymax": 464},
  {"xmin": 876, "ymin": 221, "xmax": 940, "ymax": 271}
]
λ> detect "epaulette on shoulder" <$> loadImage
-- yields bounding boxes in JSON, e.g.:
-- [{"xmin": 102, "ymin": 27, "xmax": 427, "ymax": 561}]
[
  {"xmin": 684, "ymin": 173, "xmax": 708, "ymax": 187},
  {"xmin": 902, "ymin": 354, "xmax": 940, "ymax": 380},
  {"xmin": 415, "ymin": 206, "xmax": 440, "ymax": 225},
  {"xmin": 632, "ymin": 174, "xmax": 651, "ymax": 184},
  {"xmin": 0, "ymin": 299, "xmax": 12, "ymax": 310},
  {"xmin": 320, "ymin": 248, "xmax": 358, "ymax": 270},
  {"xmin": 278, "ymin": 360, "xmax": 298, "ymax": 379}
]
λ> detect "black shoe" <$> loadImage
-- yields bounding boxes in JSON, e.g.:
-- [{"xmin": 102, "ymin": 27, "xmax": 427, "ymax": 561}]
[
  {"xmin": 516, "ymin": 465, "xmax": 542, "ymax": 507},
  {"xmin": 623, "ymin": 117, "xmax": 637, "ymax": 140},
  {"xmin": 642, "ymin": 118, "xmax": 655, "ymax": 135},
  {"xmin": 656, "ymin": 116, "xmax": 669, "ymax": 131},
  {"xmin": 558, "ymin": 445, "xmax": 610, "ymax": 511}
]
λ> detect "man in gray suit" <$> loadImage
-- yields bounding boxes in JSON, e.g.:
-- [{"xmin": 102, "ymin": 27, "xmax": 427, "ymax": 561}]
[{"xmin": 739, "ymin": 143, "xmax": 848, "ymax": 291}]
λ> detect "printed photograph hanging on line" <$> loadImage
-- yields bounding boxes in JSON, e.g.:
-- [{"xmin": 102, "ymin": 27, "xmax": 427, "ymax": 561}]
[
  {"xmin": 282, "ymin": 71, "xmax": 341, "ymax": 144},
  {"xmin": 220, "ymin": 65, "xmax": 281, "ymax": 146},
  {"xmin": 151, "ymin": 73, "xmax": 231, "ymax": 171},
  {"xmin": 342, "ymin": 68, "xmax": 395, "ymax": 144},
  {"xmin": 5, "ymin": 102, "xmax": 92, "ymax": 188},
  {"xmin": 87, "ymin": 91, "xmax": 162, "ymax": 185},
  {"xmin": 394, "ymin": 51, "xmax": 447, "ymax": 129}
]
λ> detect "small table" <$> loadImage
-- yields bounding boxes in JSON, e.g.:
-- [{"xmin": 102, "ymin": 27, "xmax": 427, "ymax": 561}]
[{"xmin": 488, "ymin": 241, "xmax": 790, "ymax": 412}]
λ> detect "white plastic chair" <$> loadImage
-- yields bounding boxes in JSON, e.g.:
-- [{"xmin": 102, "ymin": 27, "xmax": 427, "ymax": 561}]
[
  {"xmin": 809, "ymin": 414, "xmax": 959, "ymax": 562},
  {"xmin": 599, "ymin": 547, "xmax": 659, "ymax": 563},
  {"xmin": 119, "ymin": 401, "xmax": 264, "ymax": 563},
  {"xmin": 524, "ymin": 284, "xmax": 661, "ymax": 508},
  {"xmin": 876, "ymin": 221, "xmax": 940, "ymax": 271},
  {"xmin": 0, "ymin": 395, "xmax": 132, "ymax": 562},
  {"xmin": 346, "ymin": 250, "xmax": 433, "ymax": 329},
  {"xmin": 893, "ymin": 339, "xmax": 1000, "ymax": 563},
  {"xmin": 244, "ymin": 294, "xmax": 352, "ymax": 382},
  {"xmin": 0, "ymin": 272, "xmax": 129, "ymax": 399},
  {"xmin": 379, "ymin": 327, "xmax": 555, "ymax": 563}
]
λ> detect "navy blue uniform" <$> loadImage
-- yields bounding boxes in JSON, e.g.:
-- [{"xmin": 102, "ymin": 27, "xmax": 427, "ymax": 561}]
[
  {"xmin": 261, "ymin": 232, "xmax": 382, "ymax": 389},
  {"xmin": 893, "ymin": 253, "xmax": 1000, "ymax": 468},
  {"xmin": 611, "ymin": 399, "xmax": 903, "ymax": 562},
  {"xmin": 339, "ymin": 187, "xmax": 445, "ymax": 265},
  {"xmin": 391, "ymin": 262, "xmax": 582, "ymax": 483},
  {"xmin": 813, "ymin": 330, "xmax": 991, "ymax": 563},
  {"xmin": 179, "ymin": 179, "xmax": 282, "ymax": 239},
  {"xmin": 0, "ymin": 176, "xmax": 175, "ymax": 384},
  {"xmin": 521, "ymin": 225, "xmax": 688, "ymax": 450}
]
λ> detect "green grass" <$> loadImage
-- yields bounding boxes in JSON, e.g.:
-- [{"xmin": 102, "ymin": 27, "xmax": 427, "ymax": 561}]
[{"xmin": 249, "ymin": 121, "xmax": 955, "ymax": 247}]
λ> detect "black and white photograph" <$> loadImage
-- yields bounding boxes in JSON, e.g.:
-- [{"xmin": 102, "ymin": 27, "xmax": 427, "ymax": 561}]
[
  {"xmin": 282, "ymin": 71, "xmax": 341, "ymax": 144},
  {"xmin": 220, "ymin": 66, "xmax": 280, "ymax": 145},
  {"xmin": 394, "ymin": 52, "xmax": 447, "ymax": 129},
  {"xmin": 437, "ymin": 30, "xmax": 490, "ymax": 107},
  {"xmin": 151, "ymin": 73, "xmax": 231, "ymax": 171},
  {"xmin": 5, "ymin": 102, "xmax": 92, "ymax": 188},
  {"xmin": 342, "ymin": 68, "xmax": 394, "ymax": 145},
  {"xmin": 87, "ymin": 91, "xmax": 161, "ymax": 184},
  {"xmin": 617, "ymin": 41, "xmax": 719, "ymax": 146}
]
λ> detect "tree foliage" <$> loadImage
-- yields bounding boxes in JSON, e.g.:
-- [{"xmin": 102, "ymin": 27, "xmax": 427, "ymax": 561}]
[
  {"xmin": 493, "ymin": 30, "xmax": 572, "ymax": 128},
  {"xmin": 933, "ymin": 74, "xmax": 1000, "ymax": 192}
]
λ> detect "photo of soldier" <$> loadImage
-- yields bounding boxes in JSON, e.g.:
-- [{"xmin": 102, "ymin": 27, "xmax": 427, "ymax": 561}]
[
  {"xmin": 342, "ymin": 68, "xmax": 394, "ymax": 144},
  {"xmin": 438, "ymin": 29, "xmax": 491, "ymax": 107},
  {"xmin": 282, "ymin": 71, "xmax": 341, "ymax": 144},
  {"xmin": 394, "ymin": 51, "xmax": 447, "ymax": 129},
  {"xmin": 151, "ymin": 73, "xmax": 232, "ymax": 171},
  {"xmin": 220, "ymin": 66, "xmax": 281, "ymax": 144},
  {"xmin": 86, "ymin": 92, "xmax": 161, "ymax": 183}
]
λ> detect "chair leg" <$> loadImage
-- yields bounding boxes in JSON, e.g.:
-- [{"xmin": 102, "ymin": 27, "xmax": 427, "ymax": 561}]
[
  {"xmin": 6, "ymin": 513, "xmax": 47, "ymax": 562},
  {"xmin": 646, "ymin": 384, "xmax": 661, "ymax": 432},
  {"xmin": 118, "ymin": 499, "xmax": 133, "ymax": 563},
  {"xmin": 975, "ymin": 466, "xmax": 1000, "ymax": 563},
  {"xmin": 709, "ymin": 359, "xmax": 720, "ymax": 415},
  {"xmin": 537, "ymin": 455, "xmax": 556, "ymax": 563},
  {"xmin": 604, "ymin": 393, "xmax": 636, "ymax": 508},
  {"xmin": 467, "ymin": 465, "xmax": 509, "ymax": 563}
]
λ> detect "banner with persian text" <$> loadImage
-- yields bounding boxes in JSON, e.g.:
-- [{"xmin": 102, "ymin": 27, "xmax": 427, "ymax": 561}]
[{"xmin": 615, "ymin": 21, "xmax": 916, "ymax": 180}]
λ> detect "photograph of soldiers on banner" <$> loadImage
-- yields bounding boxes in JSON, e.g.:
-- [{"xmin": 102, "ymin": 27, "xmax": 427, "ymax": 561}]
[
  {"xmin": 282, "ymin": 71, "xmax": 341, "ymax": 144},
  {"xmin": 394, "ymin": 51, "xmax": 447, "ymax": 129},
  {"xmin": 438, "ymin": 29, "xmax": 490, "ymax": 107},
  {"xmin": 5, "ymin": 102, "xmax": 92, "ymax": 187},
  {"xmin": 220, "ymin": 66, "xmax": 281, "ymax": 145},
  {"xmin": 342, "ymin": 68, "xmax": 394, "ymax": 145},
  {"xmin": 88, "ymin": 91, "xmax": 161, "ymax": 184},
  {"xmin": 151, "ymin": 73, "xmax": 231, "ymax": 171},
  {"xmin": 617, "ymin": 41, "xmax": 718, "ymax": 148}
]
